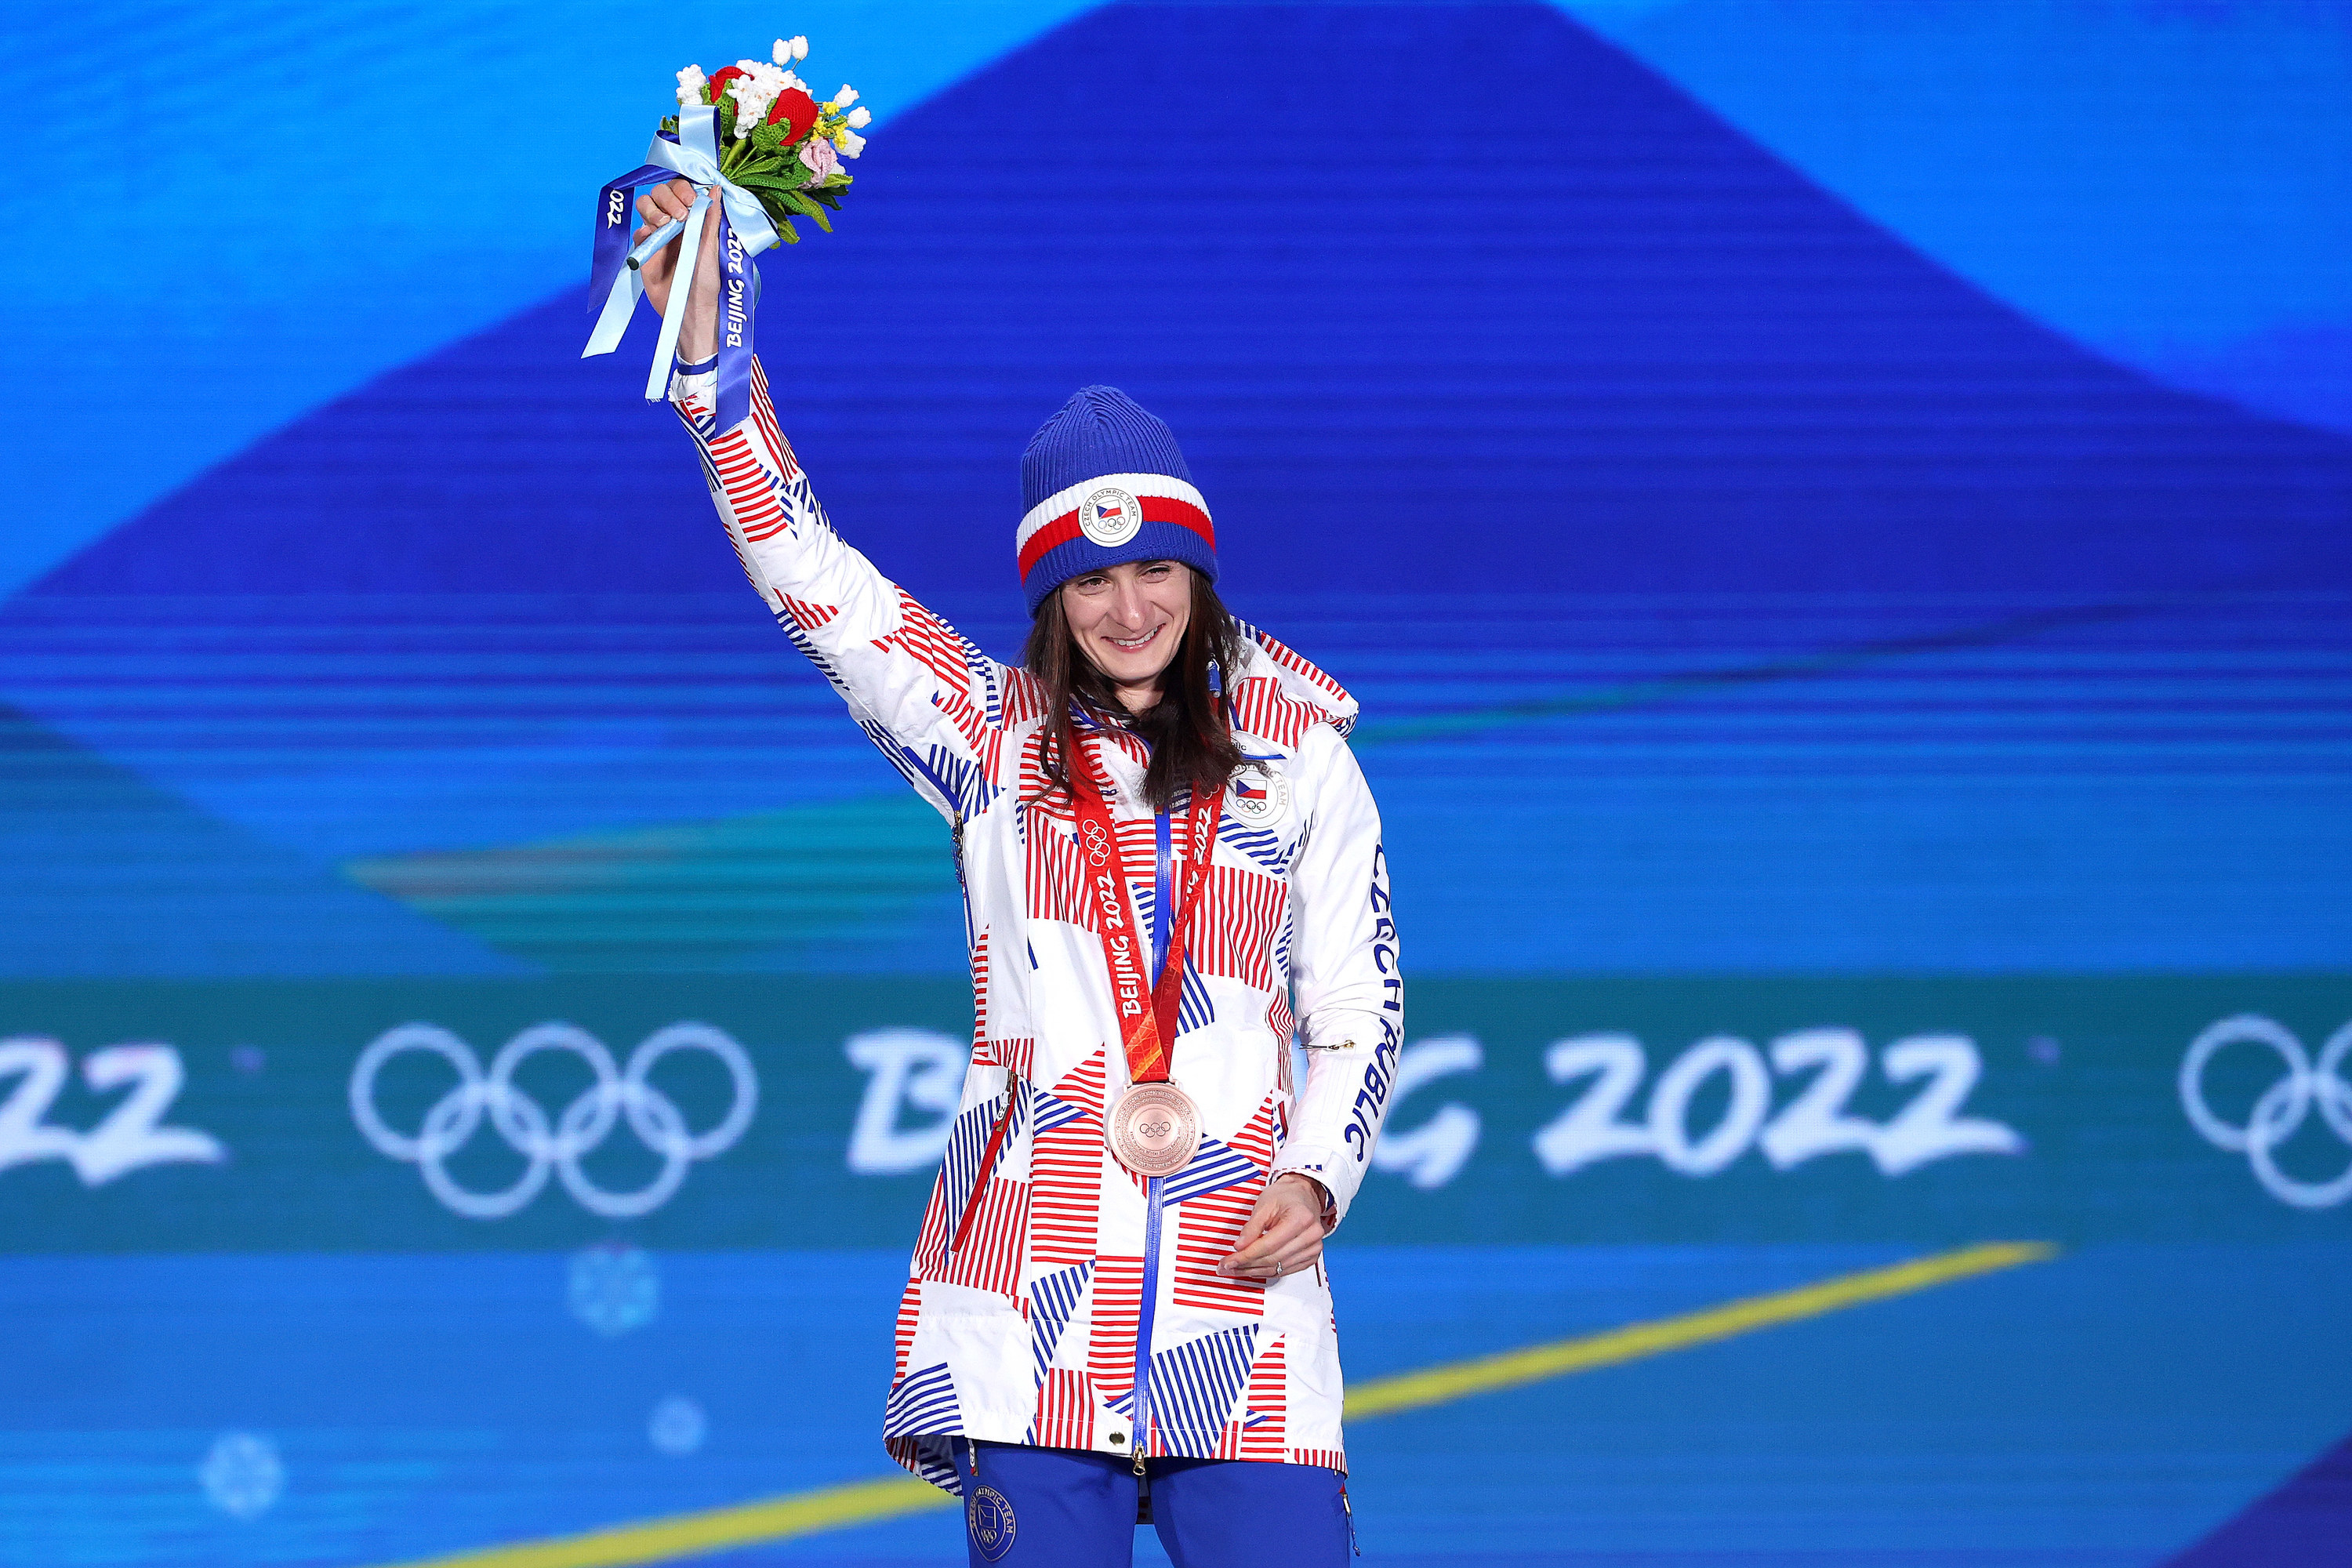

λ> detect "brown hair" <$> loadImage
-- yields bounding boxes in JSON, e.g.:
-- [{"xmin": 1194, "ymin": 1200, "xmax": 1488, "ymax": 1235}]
[{"xmin": 1024, "ymin": 566, "xmax": 1245, "ymax": 813}]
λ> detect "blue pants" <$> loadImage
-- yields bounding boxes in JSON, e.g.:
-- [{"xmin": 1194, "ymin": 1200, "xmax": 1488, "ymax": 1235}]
[{"xmin": 952, "ymin": 1439, "xmax": 1352, "ymax": 1566}]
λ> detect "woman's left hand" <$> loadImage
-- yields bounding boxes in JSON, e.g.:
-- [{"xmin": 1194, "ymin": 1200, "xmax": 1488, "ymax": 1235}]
[{"xmin": 1218, "ymin": 1174, "xmax": 1330, "ymax": 1283}]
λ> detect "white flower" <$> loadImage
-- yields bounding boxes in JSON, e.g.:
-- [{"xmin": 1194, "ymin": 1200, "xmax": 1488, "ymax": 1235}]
[
  {"xmin": 789, "ymin": 34, "xmax": 808, "ymax": 60},
  {"xmin": 774, "ymin": 34, "xmax": 809, "ymax": 64},
  {"xmin": 834, "ymin": 129, "xmax": 866, "ymax": 158},
  {"xmin": 845, "ymin": 106, "xmax": 870, "ymax": 129},
  {"xmin": 831, "ymin": 85, "xmax": 858, "ymax": 107},
  {"xmin": 674, "ymin": 64, "xmax": 707, "ymax": 107},
  {"xmin": 724, "ymin": 57, "xmax": 793, "ymax": 135}
]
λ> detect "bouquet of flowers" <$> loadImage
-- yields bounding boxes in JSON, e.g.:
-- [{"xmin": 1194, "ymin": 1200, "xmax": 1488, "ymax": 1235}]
[
  {"xmin": 668, "ymin": 37, "xmax": 868, "ymax": 245},
  {"xmin": 583, "ymin": 34, "xmax": 872, "ymax": 431}
]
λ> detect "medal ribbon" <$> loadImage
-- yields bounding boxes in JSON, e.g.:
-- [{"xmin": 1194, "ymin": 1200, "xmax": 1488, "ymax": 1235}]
[
  {"xmin": 956, "ymin": 730, "xmax": 1217, "ymax": 1250},
  {"xmin": 1070, "ymin": 735, "xmax": 1221, "ymax": 1086}
]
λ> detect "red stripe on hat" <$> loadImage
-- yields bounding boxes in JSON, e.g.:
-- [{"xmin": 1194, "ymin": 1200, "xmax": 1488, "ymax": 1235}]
[
  {"xmin": 1017, "ymin": 510, "xmax": 1084, "ymax": 577},
  {"xmin": 1144, "ymin": 494, "xmax": 1216, "ymax": 550},
  {"xmin": 1015, "ymin": 495, "xmax": 1218, "ymax": 582}
]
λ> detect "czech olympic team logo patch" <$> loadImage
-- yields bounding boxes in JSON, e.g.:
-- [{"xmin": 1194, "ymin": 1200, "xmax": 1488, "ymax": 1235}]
[
  {"xmin": 1229, "ymin": 767, "xmax": 1290, "ymax": 827},
  {"xmin": 968, "ymin": 1485, "xmax": 1017, "ymax": 1561},
  {"xmin": 1080, "ymin": 486, "xmax": 1143, "ymax": 547}
]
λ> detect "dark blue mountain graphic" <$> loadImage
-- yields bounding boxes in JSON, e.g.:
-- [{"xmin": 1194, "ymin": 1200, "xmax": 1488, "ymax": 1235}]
[
  {"xmin": 23, "ymin": 2, "xmax": 2350, "ymax": 608},
  {"xmin": 2168, "ymin": 1429, "xmax": 2352, "ymax": 1566}
]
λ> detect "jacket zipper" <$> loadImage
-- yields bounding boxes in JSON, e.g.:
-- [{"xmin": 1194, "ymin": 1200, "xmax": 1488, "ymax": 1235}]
[
  {"xmin": 949, "ymin": 1090, "xmax": 1015, "ymax": 1255},
  {"xmin": 1129, "ymin": 803, "xmax": 1174, "ymax": 1472}
]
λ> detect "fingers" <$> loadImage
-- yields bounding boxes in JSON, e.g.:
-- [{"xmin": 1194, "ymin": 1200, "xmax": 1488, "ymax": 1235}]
[
  {"xmin": 633, "ymin": 178, "xmax": 701, "ymax": 227},
  {"xmin": 1265, "ymin": 1238, "xmax": 1324, "ymax": 1277},
  {"xmin": 1226, "ymin": 1234, "xmax": 1321, "ymax": 1281},
  {"xmin": 1220, "ymin": 1180, "xmax": 1323, "ymax": 1275},
  {"xmin": 1219, "ymin": 1207, "xmax": 1323, "ymax": 1279},
  {"xmin": 652, "ymin": 177, "xmax": 699, "ymax": 223}
]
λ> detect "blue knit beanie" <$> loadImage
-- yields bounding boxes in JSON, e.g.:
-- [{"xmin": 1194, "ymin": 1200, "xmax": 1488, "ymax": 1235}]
[{"xmin": 1016, "ymin": 386, "xmax": 1218, "ymax": 615}]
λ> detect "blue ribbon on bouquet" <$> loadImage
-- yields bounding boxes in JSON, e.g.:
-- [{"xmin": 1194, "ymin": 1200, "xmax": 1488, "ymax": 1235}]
[{"xmin": 582, "ymin": 103, "xmax": 780, "ymax": 434}]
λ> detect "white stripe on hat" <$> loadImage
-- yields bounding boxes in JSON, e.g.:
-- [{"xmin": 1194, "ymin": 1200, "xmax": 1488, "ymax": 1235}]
[{"xmin": 1016, "ymin": 472, "xmax": 1212, "ymax": 550}]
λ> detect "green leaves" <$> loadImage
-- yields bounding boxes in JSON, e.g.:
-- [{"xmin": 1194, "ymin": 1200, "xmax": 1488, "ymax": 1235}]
[
  {"xmin": 739, "ymin": 184, "xmax": 805, "ymax": 243},
  {"xmin": 731, "ymin": 169, "xmax": 811, "ymax": 209},
  {"xmin": 736, "ymin": 176, "xmax": 832, "ymax": 234},
  {"xmin": 783, "ymin": 187, "xmax": 833, "ymax": 230},
  {"xmin": 640, "ymin": 106, "xmax": 856, "ymax": 246}
]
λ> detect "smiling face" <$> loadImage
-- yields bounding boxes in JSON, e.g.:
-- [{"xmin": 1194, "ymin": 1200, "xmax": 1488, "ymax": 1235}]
[{"xmin": 1058, "ymin": 560, "xmax": 1192, "ymax": 712}]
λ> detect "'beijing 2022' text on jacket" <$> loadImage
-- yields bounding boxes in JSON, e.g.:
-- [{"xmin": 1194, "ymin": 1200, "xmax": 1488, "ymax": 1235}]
[{"xmin": 673, "ymin": 357, "xmax": 1403, "ymax": 1494}]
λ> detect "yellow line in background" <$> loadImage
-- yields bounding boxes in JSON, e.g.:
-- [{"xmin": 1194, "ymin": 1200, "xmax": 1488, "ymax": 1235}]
[
  {"xmin": 1344, "ymin": 1240, "xmax": 2056, "ymax": 1419},
  {"xmin": 371, "ymin": 1475, "xmax": 952, "ymax": 1568},
  {"xmin": 360, "ymin": 1240, "xmax": 2058, "ymax": 1568}
]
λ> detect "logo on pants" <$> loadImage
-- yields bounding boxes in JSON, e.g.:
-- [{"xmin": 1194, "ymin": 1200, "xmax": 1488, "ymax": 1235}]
[{"xmin": 968, "ymin": 1484, "xmax": 1017, "ymax": 1561}]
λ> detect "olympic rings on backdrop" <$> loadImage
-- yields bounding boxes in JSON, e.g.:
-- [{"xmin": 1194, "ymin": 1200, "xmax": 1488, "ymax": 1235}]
[
  {"xmin": 349, "ymin": 1022, "xmax": 757, "ymax": 1220},
  {"xmin": 2178, "ymin": 1014, "xmax": 2352, "ymax": 1210}
]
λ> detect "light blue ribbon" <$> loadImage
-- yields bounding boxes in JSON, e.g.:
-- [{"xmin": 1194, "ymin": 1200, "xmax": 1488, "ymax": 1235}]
[{"xmin": 582, "ymin": 104, "xmax": 782, "ymax": 406}]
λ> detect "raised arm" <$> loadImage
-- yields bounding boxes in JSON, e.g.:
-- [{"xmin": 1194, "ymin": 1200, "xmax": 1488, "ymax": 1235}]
[{"xmin": 637, "ymin": 178, "xmax": 1007, "ymax": 823}]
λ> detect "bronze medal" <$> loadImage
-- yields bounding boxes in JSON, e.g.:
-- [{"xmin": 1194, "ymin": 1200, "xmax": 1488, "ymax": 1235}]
[{"xmin": 1108, "ymin": 1080, "xmax": 1200, "ymax": 1178}]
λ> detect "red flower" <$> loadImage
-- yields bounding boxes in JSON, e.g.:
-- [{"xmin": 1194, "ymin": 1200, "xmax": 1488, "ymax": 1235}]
[
  {"xmin": 703, "ymin": 64, "xmax": 746, "ymax": 111},
  {"xmin": 768, "ymin": 86, "xmax": 819, "ymax": 142}
]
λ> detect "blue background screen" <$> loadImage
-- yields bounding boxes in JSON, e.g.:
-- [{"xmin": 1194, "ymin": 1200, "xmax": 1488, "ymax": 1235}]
[{"xmin": 2, "ymin": 4, "xmax": 2347, "ymax": 1565}]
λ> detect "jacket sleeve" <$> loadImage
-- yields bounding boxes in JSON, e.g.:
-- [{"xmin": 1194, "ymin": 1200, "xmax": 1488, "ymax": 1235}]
[
  {"xmin": 670, "ymin": 353, "xmax": 1006, "ymax": 824},
  {"xmin": 1269, "ymin": 722, "xmax": 1403, "ymax": 1227}
]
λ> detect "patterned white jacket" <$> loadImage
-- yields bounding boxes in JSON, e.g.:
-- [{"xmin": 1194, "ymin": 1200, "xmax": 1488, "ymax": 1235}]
[{"xmin": 673, "ymin": 357, "xmax": 1403, "ymax": 1493}]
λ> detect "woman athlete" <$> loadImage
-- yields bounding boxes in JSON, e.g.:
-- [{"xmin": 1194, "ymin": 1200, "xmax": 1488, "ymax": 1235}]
[{"xmin": 637, "ymin": 177, "xmax": 1402, "ymax": 1567}]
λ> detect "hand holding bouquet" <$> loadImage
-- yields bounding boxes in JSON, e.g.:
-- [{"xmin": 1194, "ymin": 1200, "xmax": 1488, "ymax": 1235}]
[{"xmin": 583, "ymin": 34, "xmax": 870, "ymax": 432}]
